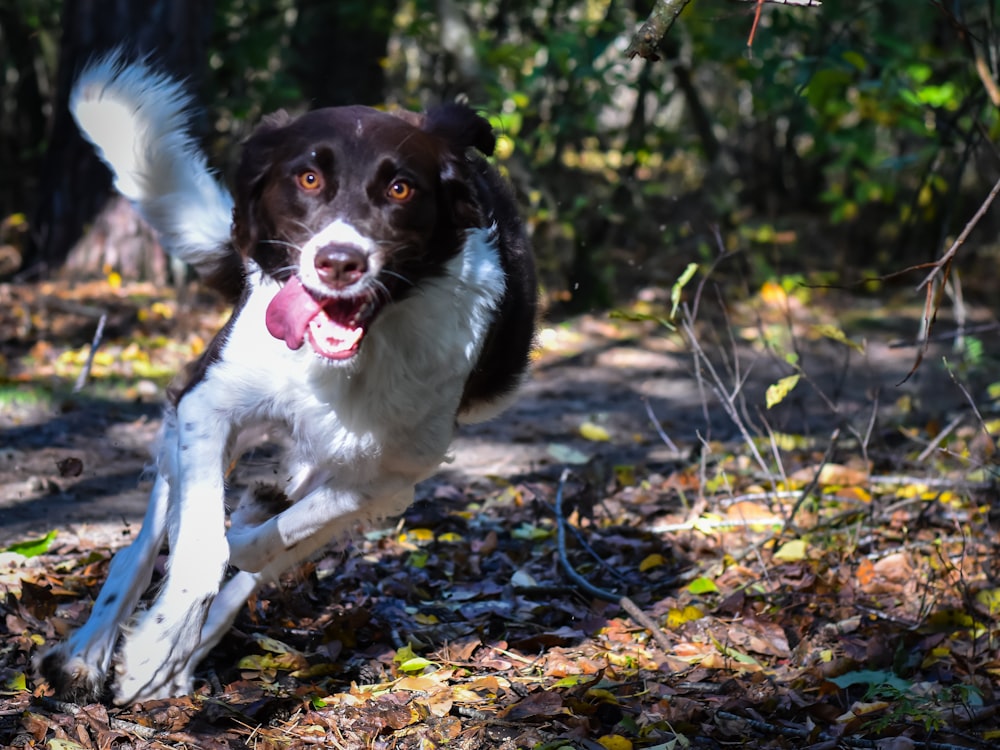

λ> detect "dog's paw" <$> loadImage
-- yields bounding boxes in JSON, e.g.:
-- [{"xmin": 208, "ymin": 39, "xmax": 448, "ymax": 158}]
[
  {"xmin": 111, "ymin": 606, "xmax": 204, "ymax": 704},
  {"xmin": 36, "ymin": 644, "xmax": 108, "ymax": 703}
]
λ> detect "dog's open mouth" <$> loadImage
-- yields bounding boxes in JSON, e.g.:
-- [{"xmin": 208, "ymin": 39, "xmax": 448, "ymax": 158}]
[{"xmin": 265, "ymin": 276, "xmax": 378, "ymax": 359}]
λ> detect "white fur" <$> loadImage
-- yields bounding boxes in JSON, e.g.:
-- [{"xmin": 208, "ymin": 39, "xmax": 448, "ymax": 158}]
[
  {"xmin": 71, "ymin": 52, "xmax": 233, "ymax": 276},
  {"xmin": 297, "ymin": 219, "xmax": 379, "ymax": 293},
  {"xmin": 42, "ymin": 57, "xmax": 510, "ymax": 704}
]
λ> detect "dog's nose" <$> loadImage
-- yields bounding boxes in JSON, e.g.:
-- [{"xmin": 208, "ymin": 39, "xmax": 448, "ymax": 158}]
[{"xmin": 314, "ymin": 244, "xmax": 368, "ymax": 288}]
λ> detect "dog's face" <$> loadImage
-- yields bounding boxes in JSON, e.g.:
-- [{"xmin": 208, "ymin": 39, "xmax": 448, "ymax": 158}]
[{"xmin": 233, "ymin": 104, "xmax": 496, "ymax": 360}]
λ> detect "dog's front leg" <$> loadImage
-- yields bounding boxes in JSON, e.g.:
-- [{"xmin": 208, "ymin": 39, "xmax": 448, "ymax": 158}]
[
  {"xmin": 112, "ymin": 395, "xmax": 231, "ymax": 704},
  {"xmin": 37, "ymin": 473, "xmax": 170, "ymax": 701}
]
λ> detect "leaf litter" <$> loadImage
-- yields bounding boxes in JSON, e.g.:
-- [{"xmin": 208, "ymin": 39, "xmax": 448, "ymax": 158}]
[{"xmin": 1, "ymin": 277, "xmax": 999, "ymax": 748}]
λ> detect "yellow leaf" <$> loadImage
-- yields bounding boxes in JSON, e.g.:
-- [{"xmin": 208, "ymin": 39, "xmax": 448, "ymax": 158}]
[
  {"xmin": 494, "ymin": 134, "xmax": 515, "ymax": 160},
  {"xmin": 836, "ymin": 700, "xmax": 890, "ymax": 723},
  {"xmin": 238, "ymin": 652, "xmax": 308, "ymax": 671},
  {"xmin": 597, "ymin": 735, "xmax": 633, "ymax": 750},
  {"xmin": 639, "ymin": 553, "xmax": 666, "ymax": 572},
  {"xmin": 773, "ymin": 539, "xmax": 808, "ymax": 562},
  {"xmin": 976, "ymin": 588, "xmax": 1000, "ymax": 616},
  {"xmin": 107, "ymin": 271, "xmax": 122, "ymax": 289},
  {"xmin": 151, "ymin": 300, "xmax": 174, "ymax": 319},
  {"xmin": 759, "ymin": 280, "xmax": 788, "ymax": 307},
  {"xmin": 253, "ymin": 634, "xmax": 301, "ymax": 654},
  {"xmin": 585, "ymin": 688, "xmax": 620, "ymax": 703},
  {"xmin": 811, "ymin": 324, "xmax": 864, "ymax": 353},
  {"xmin": 3, "ymin": 672, "xmax": 26, "ymax": 692},
  {"xmin": 666, "ymin": 605, "xmax": 704, "ymax": 629},
  {"xmin": 765, "ymin": 374, "xmax": 800, "ymax": 409},
  {"xmin": 579, "ymin": 421, "xmax": 611, "ymax": 441},
  {"xmin": 614, "ymin": 464, "xmax": 636, "ymax": 486},
  {"xmin": 692, "ymin": 514, "xmax": 723, "ymax": 535},
  {"xmin": 48, "ymin": 741, "xmax": 88, "ymax": 750},
  {"xmin": 399, "ymin": 528, "xmax": 435, "ymax": 545}
]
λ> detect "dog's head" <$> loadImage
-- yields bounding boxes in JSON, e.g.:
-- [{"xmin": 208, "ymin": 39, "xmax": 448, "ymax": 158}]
[{"xmin": 232, "ymin": 103, "xmax": 496, "ymax": 361}]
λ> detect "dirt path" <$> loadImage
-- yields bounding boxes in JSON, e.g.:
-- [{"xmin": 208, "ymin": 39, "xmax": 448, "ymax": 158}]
[
  {"xmin": 4, "ymin": 282, "xmax": 999, "ymax": 749},
  {"xmin": 0, "ymin": 299, "xmax": 975, "ymax": 548}
]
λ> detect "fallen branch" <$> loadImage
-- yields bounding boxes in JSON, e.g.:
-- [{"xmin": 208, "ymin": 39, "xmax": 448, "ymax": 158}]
[
  {"xmin": 73, "ymin": 312, "xmax": 108, "ymax": 393},
  {"xmin": 553, "ymin": 469, "xmax": 675, "ymax": 656}
]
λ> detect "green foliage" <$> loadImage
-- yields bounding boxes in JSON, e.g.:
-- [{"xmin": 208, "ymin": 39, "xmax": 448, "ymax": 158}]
[{"xmin": 4, "ymin": 0, "xmax": 999, "ymax": 304}]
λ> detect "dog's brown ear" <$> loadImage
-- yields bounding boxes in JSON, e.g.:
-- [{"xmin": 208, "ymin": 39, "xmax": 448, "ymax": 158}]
[
  {"xmin": 232, "ymin": 110, "xmax": 294, "ymax": 254},
  {"xmin": 422, "ymin": 103, "xmax": 496, "ymax": 157}
]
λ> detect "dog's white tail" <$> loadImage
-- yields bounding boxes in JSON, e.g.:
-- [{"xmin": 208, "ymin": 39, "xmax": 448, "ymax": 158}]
[{"xmin": 71, "ymin": 53, "xmax": 234, "ymax": 282}]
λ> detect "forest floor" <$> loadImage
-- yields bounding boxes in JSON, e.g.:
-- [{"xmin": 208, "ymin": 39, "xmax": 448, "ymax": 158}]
[{"xmin": 1, "ymin": 275, "xmax": 999, "ymax": 749}]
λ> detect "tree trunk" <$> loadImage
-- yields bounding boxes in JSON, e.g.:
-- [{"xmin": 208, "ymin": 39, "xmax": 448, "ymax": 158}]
[
  {"xmin": 25, "ymin": 0, "xmax": 215, "ymax": 278},
  {"xmin": 288, "ymin": 0, "xmax": 393, "ymax": 107}
]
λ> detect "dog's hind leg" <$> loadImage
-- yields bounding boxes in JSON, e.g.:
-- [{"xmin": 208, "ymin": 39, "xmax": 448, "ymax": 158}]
[
  {"xmin": 227, "ymin": 479, "xmax": 415, "ymax": 574},
  {"xmin": 37, "ymin": 474, "xmax": 170, "ymax": 701}
]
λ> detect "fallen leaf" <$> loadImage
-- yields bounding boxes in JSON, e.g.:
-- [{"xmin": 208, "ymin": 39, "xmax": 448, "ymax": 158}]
[
  {"xmin": 579, "ymin": 421, "xmax": 611, "ymax": 442},
  {"xmin": 773, "ymin": 539, "xmax": 808, "ymax": 562}
]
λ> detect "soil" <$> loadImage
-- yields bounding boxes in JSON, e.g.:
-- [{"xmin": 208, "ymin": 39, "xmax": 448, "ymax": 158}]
[
  {"xmin": 2, "ymin": 279, "xmax": 999, "ymax": 748},
  {"xmin": 0, "ymin": 285, "xmax": 978, "ymax": 549}
]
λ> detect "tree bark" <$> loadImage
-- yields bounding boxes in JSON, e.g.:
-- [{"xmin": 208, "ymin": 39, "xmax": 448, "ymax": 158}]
[{"xmin": 288, "ymin": 0, "xmax": 393, "ymax": 107}]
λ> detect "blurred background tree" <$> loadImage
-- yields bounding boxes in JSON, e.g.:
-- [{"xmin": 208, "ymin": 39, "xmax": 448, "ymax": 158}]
[{"xmin": 2, "ymin": 0, "xmax": 999, "ymax": 311}]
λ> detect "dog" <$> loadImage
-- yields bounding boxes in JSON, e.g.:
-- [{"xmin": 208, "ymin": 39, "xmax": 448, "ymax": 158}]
[{"xmin": 38, "ymin": 53, "xmax": 536, "ymax": 704}]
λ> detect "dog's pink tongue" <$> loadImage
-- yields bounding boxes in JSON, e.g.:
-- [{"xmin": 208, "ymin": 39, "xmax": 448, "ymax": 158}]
[{"xmin": 265, "ymin": 276, "xmax": 320, "ymax": 350}]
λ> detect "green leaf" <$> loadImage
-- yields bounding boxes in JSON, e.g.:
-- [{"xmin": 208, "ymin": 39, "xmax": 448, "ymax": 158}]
[
  {"xmin": 709, "ymin": 634, "xmax": 760, "ymax": 666},
  {"xmin": 4, "ymin": 530, "xmax": 57, "ymax": 558},
  {"xmin": 547, "ymin": 443, "xmax": 591, "ymax": 465},
  {"xmin": 512, "ymin": 523, "xmax": 552, "ymax": 541},
  {"xmin": 398, "ymin": 656, "xmax": 434, "ymax": 673},
  {"xmin": 828, "ymin": 669, "xmax": 911, "ymax": 692},
  {"xmin": 687, "ymin": 576, "xmax": 719, "ymax": 595},
  {"xmin": 670, "ymin": 263, "xmax": 699, "ymax": 319},
  {"xmin": 841, "ymin": 50, "xmax": 868, "ymax": 72}
]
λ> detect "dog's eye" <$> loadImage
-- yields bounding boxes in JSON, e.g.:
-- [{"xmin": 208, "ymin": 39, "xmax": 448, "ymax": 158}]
[
  {"xmin": 387, "ymin": 180, "xmax": 414, "ymax": 202},
  {"xmin": 298, "ymin": 171, "xmax": 322, "ymax": 191}
]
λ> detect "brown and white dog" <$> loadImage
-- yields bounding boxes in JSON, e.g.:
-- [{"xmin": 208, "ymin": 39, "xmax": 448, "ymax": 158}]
[{"xmin": 39, "ymin": 53, "xmax": 535, "ymax": 704}]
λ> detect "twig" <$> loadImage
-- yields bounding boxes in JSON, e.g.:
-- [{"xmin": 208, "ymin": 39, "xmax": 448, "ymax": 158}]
[
  {"xmin": 36, "ymin": 697, "xmax": 159, "ymax": 740},
  {"xmin": 902, "ymin": 174, "xmax": 1000, "ymax": 383},
  {"xmin": 649, "ymin": 515, "xmax": 783, "ymax": 534},
  {"xmin": 781, "ymin": 426, "xmax": 840, "ymax": 535},
  {"xmin": 868, "ymin": 474, "xmax": 992, "ymax": 490},
  {"xmin": 680, "ymin": 312, "xmax": 773, "ymax": 481},
  {"xmin": 916, "ymin": 413, "xmax": 964, "ymax": 462},
  {"xmin": 73, "ymin": 312, "xmax": 107, "ymax": 393},
  {"xmin": 888, "ymin": 321, "xmax": 1000, "ymax": 348},
  {"xmin": 553, "ymin": 469, "xmax": 675, "ymax": 655},
  {"xmin": 642, "ymin": 396, "xmax": 680, "ymax": 453}
]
